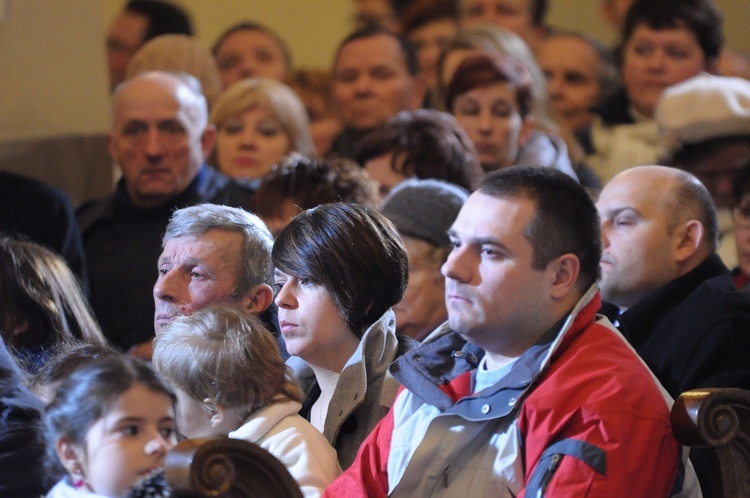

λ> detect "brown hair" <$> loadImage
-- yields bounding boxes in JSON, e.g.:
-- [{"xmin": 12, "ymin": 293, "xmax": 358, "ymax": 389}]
[
  {"xmin": 445, "ymin": 53, "xmax": 534, "ymax": 118},
  {"xmin": 252, "ymin": 154, "xmax": 379, "ymax": 221},
  {"xmin": 356, "ymin": 109, "xmax": 482, "ymax": 192},
  {"xmin": 273, "ymin": 204, "xmax": 408, "ymax": 337},
  {"xmin": 0, "ymin": 237, "xmax": 105, "ymax": 350},
  {"xmin": 153, "ymin": 307, "xmax": 302, "ymax": 418}
]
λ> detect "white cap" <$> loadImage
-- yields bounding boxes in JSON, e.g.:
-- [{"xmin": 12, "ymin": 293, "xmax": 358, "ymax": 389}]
[{"xmin": 657, "ymin": 73, "xmax": 750, "ymax": 153}]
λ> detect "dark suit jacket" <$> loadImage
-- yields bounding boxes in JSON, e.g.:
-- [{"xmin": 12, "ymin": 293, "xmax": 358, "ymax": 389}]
[{"xmin": 607, "ymin": 253, "xmax": 750, "ymax": 397}]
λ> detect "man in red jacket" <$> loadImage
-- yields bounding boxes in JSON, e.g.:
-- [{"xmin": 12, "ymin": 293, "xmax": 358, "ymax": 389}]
[{"xmin": 326, "ymin": 166, "xmax": 700, "ymax": 497}]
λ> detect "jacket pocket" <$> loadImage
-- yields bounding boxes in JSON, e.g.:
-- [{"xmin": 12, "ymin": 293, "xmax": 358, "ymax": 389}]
[{"xmin": 525, "ymin": 439, "xmax": 606, "ymax": 498}]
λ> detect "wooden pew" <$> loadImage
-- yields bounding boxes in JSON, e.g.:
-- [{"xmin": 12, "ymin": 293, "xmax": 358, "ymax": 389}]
[
  {"xmin": 672, "ymin": 388, "xmax": 750, "ymax": 498},
  {"xmin": 164, "ymin": 438, "xmax": 303, "ymax": 498}
]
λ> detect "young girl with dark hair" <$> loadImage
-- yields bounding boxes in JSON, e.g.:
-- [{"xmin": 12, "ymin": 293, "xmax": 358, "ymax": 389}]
[{"xmin": 43, "ymin": 356, "xmax": 177, "ymax": 498}]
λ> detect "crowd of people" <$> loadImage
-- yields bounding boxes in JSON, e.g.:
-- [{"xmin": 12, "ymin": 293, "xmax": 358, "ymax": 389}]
[{"xmin": 2, "ymin": 0, "xmax": 750, "ymax": 497}]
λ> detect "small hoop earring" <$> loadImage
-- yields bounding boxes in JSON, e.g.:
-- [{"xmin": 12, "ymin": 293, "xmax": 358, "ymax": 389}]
[{"xmin": 72, "ymin": 467, "xmax": 85, "ymax": 488}]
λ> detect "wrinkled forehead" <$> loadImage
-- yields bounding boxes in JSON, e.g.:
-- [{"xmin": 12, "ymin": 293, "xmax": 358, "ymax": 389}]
[{"xmin": 113, "ymin": 74, "xmax": 202, "ymax": 124}]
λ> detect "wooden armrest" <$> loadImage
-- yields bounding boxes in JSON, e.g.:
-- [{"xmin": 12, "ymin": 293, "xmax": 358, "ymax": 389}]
[
  {"xmin": 671, "ymin": 388, "xmax": 750, "ymax": 498},
  {"xmin": 164, "ymin": 438, "xmax": 303, "ymax": 498}
]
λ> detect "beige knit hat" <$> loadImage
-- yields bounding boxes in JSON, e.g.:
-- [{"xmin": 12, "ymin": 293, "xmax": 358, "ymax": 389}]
[{"xmin": 657, "ymin": 73, "xmax": 750, "ymax": 153}]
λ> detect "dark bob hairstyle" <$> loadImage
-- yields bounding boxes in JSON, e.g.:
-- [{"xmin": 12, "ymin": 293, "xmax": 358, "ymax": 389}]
[{"xmin": 272, "ymin": 203, "xmax": 408, "ymax": 337}]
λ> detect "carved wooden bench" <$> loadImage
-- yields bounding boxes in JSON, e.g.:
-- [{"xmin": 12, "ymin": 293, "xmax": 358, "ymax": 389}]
[
  {"xmin": 671, "ymin": 388, "xmax": 750, "ymax": 498},
  {"xmin": 164, "ymin": 438, "xmax": 303, "ymax": 497}
]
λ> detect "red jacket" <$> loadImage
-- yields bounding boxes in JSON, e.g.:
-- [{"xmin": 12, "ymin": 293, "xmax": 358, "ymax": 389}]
[{"xmin": 325, "ymin": 288, "xmax": 700, "ymax": 497}]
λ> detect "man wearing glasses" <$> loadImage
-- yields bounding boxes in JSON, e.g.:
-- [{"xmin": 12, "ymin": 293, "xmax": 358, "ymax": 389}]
[{"xmin": 78, "ymin": 71, "xmax": 254, "ymax": 355}]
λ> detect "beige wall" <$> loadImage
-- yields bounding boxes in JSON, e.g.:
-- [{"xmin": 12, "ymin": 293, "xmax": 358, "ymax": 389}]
[
  {"xmin": 0, "ymin": 0, "xmax": 356, "ymax": 142},
  {"xmin": 101, "ymin": 0, "xmax": 355, "ymax": 71},
  {"xmin": 0, "ymin": 0, "xmax": 111, "ymax": 140}
]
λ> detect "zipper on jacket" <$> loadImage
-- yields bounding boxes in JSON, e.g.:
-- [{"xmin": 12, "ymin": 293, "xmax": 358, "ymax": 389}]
[
  {"xmin": 536, "ymin": 453, "xmax": 562, "ymax": 498},
  {"xmin": 442, "ymin": 465, "xmax": 450, "ymax": 488}
]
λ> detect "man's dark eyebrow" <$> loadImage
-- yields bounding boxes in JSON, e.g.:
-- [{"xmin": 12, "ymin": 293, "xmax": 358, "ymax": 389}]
[
  {"xmin": 475, "ymin": 237, "xmax": 505, "ymax": 247},
  {"xmin": 446, "ymin": 230, "xmax": 510, "ymax": 252},
  {"xmin": 122, "ymin": 119, "xmax": 148, "ymax": 128},
  {"xmin": 474, "ymin": 237, "xmax": 512, "ymax": 257}
]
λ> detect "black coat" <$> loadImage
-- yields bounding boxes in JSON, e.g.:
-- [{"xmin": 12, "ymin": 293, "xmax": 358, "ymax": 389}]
[
  {"xmin": 77, "ymin": 166, "xmax": 257, "ymax": 351},
  {"xmin": 0, "ymin": 172, "xmax": 88, "ymax": 290},
  {"xmin": 609, "ymin": 253, "xmax": 750, "ymax": 398},
  {"xmin": 0, "ymin": 337, "xmax": 47, "ymax": 497},
  {"xmin": 602, "ymin": 253, "xmax": 750, "ymax": 498}
]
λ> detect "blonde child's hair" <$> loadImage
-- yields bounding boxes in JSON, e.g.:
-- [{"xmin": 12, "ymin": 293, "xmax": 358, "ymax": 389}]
[{"xmin": 153, "ymin": 307, "xmax": 303, "ymax": 418}]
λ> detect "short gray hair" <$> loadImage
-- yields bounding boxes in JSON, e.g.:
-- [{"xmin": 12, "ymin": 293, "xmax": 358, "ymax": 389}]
[{"xmin": 163, "ymin": 204, "xmax": 273, "ymax": 297}]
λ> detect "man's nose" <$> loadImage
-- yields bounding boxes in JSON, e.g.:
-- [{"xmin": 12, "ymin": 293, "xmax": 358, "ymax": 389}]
[
  {"xmin": 144, "ymin": 128, "xmax": 165, "ymax": 157},
  {"xmin": 353, "ymin": 74, "xmax": 373, "ymax": 95},
  {"xmin": 153, "ymin": 270, "xmax": 179, "ymax": 302},
  {"xmin": 547, "ymin": 75, "xmax": 564, "ymax": 99},
  {"xmin": 441, "ymin": 246, "xmax": 470, "ymax": 283}
]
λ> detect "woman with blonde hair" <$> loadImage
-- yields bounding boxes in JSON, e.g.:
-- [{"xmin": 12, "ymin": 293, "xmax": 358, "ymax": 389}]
[{"xmin": 210, "ymin": 78, "xmax": 314, "ymax": 180}]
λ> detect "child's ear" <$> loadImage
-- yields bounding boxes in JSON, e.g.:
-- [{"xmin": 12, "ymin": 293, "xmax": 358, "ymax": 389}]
[
  {"xmin": 56, "ymin": 437, "xmax": 83, "ymax": 475},
  {"xmin": 203, "ymin": 398, "xmax": 225, "ymax": 427}
]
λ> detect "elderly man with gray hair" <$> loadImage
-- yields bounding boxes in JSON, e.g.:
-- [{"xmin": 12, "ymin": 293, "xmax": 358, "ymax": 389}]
[
  {"xmin": 78, "ymin": 71, "xmax": 255, "ymax": 355},
  {"xmin": 153, "ymin": 203, "xmax": 284, "ymax": 357}
]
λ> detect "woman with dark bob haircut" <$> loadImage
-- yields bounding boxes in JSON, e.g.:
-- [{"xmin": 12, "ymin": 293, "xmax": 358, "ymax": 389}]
[{"xmin": 272, "ymin": 203, "xmax": 415, "ymax": 469}]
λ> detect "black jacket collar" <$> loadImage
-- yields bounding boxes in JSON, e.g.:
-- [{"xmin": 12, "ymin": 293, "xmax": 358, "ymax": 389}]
[{"xmin": 617, "ymin": 253, "xmax": 729, "ymax": 347}]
